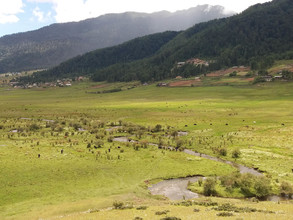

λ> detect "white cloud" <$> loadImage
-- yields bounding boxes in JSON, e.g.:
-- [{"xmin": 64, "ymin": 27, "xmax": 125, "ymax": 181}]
[
  {"xmin": 50, "ymin": 0, "xmax": 272, "ymax": 23},
  {"xmin": 33, "ymin": 7, "xmax": 44, "ymax": 22},
  {"xmin": 27, "ymin": 0, "xmax": 55, "ymax": 3},
  {"xmin": 0, "ymin": 0, "xmax": 24, "ymax": 24},
  {"xmin": 0, "ymin": 14, "xmax": 20, "ymax": 24},
  {"xmin": 24, "ymin": 0, "xmax": 274, "ymax": 24}
]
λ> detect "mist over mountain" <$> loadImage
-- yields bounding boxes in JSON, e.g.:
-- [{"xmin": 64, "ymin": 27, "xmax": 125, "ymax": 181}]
[{"xmin": 0, "ymin": 5, "xmax": 232, "ymax": 73}]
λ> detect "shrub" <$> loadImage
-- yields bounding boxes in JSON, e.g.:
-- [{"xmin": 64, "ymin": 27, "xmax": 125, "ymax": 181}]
[
  {"xmin": 113, "ymin": 201, "xmax": 124, "ymax": 209},
  {"xmin": 217, "ymin": 212, "xmax": 234, "ymax": 217},
  {"xmin": 176, "ymin": 139, "xmax": 184, "ymax": 149},
  {"xmin": 203, "ymin": 177, "xmax": 217, "ymax": 196},
  {"xmin": 89, "ymin": 209, "xmax": 99, "ymax": 213},
  {"xmin": 154, "ymin": 124, "xmax": 162, "ymax": 132},
  {"xmin": 232, "ymin": 149, "xmax": 241, "ymax": 158},
  {"xmin": 219, "ymin": 148, "xmax": 227, "ymax": 156},
  {"xmin": 95, "ymin": 140, "xmax": 104, "ymax": 148},
  {"xmin": 280, "ymin": 181, "xmax": 293, "ymax": 197},
  {"xmin": 29, "ymin": 123, "xmax": 40, "ymax": 131},
  {"xmin": 72, "ymin": 123, "xmax": 81, "ymax": 131},
  {"xmin": 198, "ymin": 178, "xmax": 203, "ymax": 186},
  {"xmin": 107, "ymin": 136, "xmax": 113, "ymax": 142},
  {"xmin": 55, "ymin": 126, "xmax": 63, "ymax": 132},
  {"xmin": 220, "ymin": 173, "xmax": 239, "ymax": 189},
  {"xmin": 229, "ymin": 72, "xmax": 237, "ymax": 77},
  {"xmin": 253, "ymin": 76, "xmax": 266, "ymax": 84},
  {"xmin": 155, "ymin": 210, "xmax": 169, "ymax": 215},
  {"xmin": 245, "ymin": 72, "xmax": 255, "ymax": 77},
  {"xmin": 254, "ymin": 177, "xmax": 272, "ymax": 198},
  {"xmin": 136, "ymin": 206, "xmax": 148, "ymax": 210},
  {"xmin": 238, "ymin": 173, "xmax": 255, "ymax": 196},
  {"xmin": 160, "ymin": 217, "xmax": 181, "ymax": 220}
]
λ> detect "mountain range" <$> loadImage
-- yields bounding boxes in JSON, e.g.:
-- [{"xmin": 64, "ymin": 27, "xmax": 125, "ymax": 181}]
[
  {"xmin": 0, "ymin": 5, "xmax": 232, "ymax": 73},
  {"xmin": 21, "ymin": 0, "xmax": 293, "ymax": 83}
]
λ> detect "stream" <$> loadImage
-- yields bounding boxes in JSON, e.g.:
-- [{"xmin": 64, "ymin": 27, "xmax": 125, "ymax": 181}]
[
  {"xmin": 183, "ymin": 149, "xmax": 262, "ymax": 176},
  {"xmin": 113, "ymin": 136, "xmax": 290, "ymax": 201},
  {"xmin": 149, "ymin": 149, "xmax": 263, "ymax": 201}
]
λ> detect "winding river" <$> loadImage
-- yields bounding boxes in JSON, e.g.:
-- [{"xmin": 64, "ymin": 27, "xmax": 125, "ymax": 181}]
[
  {"xmin": 149, "ymin": 149, "xmax": 263, "ymax": 200},
  {"xmin": 113, "ymin": 136, "xmax": 290, "ymax": 201}
]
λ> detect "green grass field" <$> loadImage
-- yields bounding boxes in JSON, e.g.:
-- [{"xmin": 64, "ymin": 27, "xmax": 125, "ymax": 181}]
[{"xmin": 0, "ymin": 74, "xmax": 293, "ymax": 219}]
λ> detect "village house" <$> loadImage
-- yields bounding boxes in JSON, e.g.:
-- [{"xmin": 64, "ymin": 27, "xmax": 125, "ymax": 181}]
[
  {"xmin": 260, "ymin": 75, "xmax": 273, "ymax": 82},
  {"xmin": 156, "ymin": 82, "xmax": 168, "ymax": 87},
  {"xmin": 186, "ymin": 58, "xmax": 209, "ymax": 66},
  {"xmin": 274, "ymin": 75, "xmax": 283, "ymax": 80},
  {"xmin": 177, "ymin": 62, "xmax": 186, "ymax": 68}
]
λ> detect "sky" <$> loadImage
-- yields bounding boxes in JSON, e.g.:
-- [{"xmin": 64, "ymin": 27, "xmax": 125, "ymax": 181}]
[{"xmin": 0, "ymin": 0, "xmax": 271, "ymax": 37}]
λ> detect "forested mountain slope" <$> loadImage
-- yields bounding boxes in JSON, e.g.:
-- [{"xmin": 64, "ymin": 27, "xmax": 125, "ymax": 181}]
[
  {"xmin": 19, "ymin": 0, "xmax": 293, "ymax": 83},
  {"xmin": 0, "ymin": 5, "xmax": 231, "ymax": 73}
]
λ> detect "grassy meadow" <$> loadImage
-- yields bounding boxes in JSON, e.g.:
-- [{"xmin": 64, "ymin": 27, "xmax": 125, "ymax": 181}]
[{"xmin": 0, "ymin": 75, "xmax": 293, "ymax": 219}]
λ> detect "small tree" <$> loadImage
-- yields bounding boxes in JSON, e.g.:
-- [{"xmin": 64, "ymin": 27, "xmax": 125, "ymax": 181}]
[
  {"xmin": 254, "ymin": 177, "xmax": 271, "ymax": 199},
  {"xmin": 238, "ymin": 173, "xmax": 254, "ymax": 196},
  {"xmin": 280, "ymin": 181, "xmax": 293, "ymax": 197},
  {"xmin": 203, "ymin": 177, "xmax": 217, "ymax": 196}
]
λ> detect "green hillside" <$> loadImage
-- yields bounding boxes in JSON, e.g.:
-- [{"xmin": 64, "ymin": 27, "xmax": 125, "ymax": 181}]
[
  {"xmin": 19, "ymin": 0, "xmax": 293, "ymax": 83},
  {"xmin": 0, "ymin": 5, "xmax": 231, "ymax": 73}
]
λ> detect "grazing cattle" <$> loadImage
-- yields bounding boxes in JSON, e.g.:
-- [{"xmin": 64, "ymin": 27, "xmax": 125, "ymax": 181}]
[
  {"xmin": 282, "ymin": 123, "xmax": 285, "ymax": 126},
  {"xmin": 194, "ymin": 123, "xmax": 197, "ymax": 126},
  {"xmin": 210, "ymin": 123, "xmax": 213, "ymax": 125},
  {"xmin": 61, "ymin": 149, "xmax": 63, "ymax": 154},
  {"xmin": 108, "ymin": 148, "xmax": 111, "ymax": 152},
  {"xmin": 38, "ymin": 154, "xmax": 40, "ymax": 158},
  {"xmin": 185, "ymin": 125, "xmax": 188, "ymax": 127},
  {"xmin": 225, "ymin": 123, "xmax": 229, "ymax": 126},
  {"xmin": 117, "ymin": 146, "xmax": 121, "ymax": 149}
]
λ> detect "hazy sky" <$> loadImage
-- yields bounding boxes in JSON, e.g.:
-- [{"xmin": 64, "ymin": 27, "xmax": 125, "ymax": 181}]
[{"xmin": 0, "ymin": 0, "xmax": 271, "ymax": 37}]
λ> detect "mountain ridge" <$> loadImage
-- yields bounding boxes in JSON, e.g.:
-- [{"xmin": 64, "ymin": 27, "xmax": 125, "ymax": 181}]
[
  {"xmin": 21, "ymin": 0, "xmax": 293, "ymax": 83},
  {"xmin": 0, "ymin": 5, "xmax": 232, "ymax": 73}
]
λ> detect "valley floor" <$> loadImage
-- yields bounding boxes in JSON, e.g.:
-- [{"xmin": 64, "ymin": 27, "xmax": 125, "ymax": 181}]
[{"xmin": 0, "ymin": 80, "xmax": 293, "ymax": 219}]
